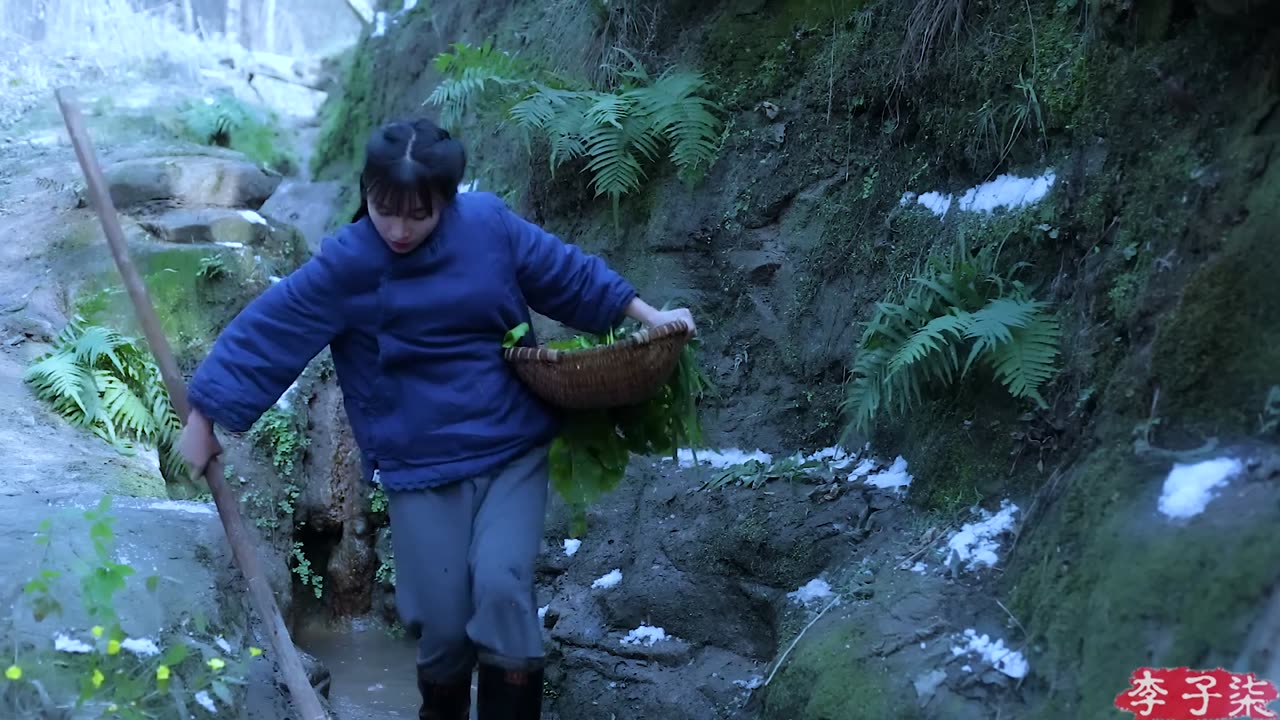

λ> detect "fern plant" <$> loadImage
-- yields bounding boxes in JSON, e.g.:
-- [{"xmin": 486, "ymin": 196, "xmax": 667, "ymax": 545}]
[
  {"xmin": 173, "ymin": 91, "xmax": 297, "ymax": 174},
  {"xmin": 842, "ymin": 236, "xmax": 1061, "ymax": 436},
  {"xmin": 426, "ymin": 42, "xmax": 723, "ymax": 217},
  {"xmin": 23, "ymin": 319, "xmax": 187, "ymax": 483}
]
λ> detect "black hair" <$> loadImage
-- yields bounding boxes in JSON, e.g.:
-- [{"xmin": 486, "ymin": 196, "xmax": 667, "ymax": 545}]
[{"xmin": 351, "ymin": 117, "xmax": 466, "ymax": 223}]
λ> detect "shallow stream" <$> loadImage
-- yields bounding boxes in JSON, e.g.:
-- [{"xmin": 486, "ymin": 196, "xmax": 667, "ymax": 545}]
[{"xmin": 295, "ymin": 617, "xmax": 434, "ymax": 719}]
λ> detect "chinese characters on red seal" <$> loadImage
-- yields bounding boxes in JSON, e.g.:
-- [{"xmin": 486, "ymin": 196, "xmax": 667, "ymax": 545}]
[{"xmin": 1114, "ymin": 667, "xmax": 1278, "ymax": 719}]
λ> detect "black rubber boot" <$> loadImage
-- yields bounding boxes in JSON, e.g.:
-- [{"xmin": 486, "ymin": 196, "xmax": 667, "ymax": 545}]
[
  {"xmin": 475, "ymin": 663, "xmax": 544, "ymax": 720},
  {"xmin": 417, "ymin": 666, "xmax": 472, "ymax": 720}
]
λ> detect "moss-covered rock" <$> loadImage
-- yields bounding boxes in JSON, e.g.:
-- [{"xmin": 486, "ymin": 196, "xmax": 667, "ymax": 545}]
[
  {"xmin": 761, "ymin": 612, "xmax": 915, "ymax": 720},
  {"xmin": 1007, "ymin": 446, "xmax": 1280, "ymax": 718},
  {"xmin": 1150, "ymin": 148, "xmax": 1280, "ymax": 434}
]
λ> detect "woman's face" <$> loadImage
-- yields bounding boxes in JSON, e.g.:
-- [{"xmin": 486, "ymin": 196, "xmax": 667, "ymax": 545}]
[{"xmin": 368, "ymin": 191, "xmax": 441, "ymax": 254}]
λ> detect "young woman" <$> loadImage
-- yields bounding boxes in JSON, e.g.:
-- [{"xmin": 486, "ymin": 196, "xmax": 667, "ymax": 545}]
[{"xmin": 178, "ymin": 117, "xmax": 695, "ymax": 719}]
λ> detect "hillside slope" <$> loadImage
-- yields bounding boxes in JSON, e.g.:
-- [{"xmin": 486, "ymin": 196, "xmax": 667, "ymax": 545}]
[{"xmin": 308, "ymin": 0, "xmax": 1280, "ymax": 716}]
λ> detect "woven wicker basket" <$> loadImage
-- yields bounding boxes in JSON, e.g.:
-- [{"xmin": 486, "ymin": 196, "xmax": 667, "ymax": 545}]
[{"xmin": 503, "ymin": 321, "xmax": 693, "ymax": 410}]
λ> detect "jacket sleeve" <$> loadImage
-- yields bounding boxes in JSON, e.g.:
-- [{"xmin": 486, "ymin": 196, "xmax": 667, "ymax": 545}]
[
  {"xmin": 186, "ymin": 239, "xmax": 350, "ymax": 432},
  {"xmin": 498, "ymin": 202, "xmax": 638, "ymax": 335}
]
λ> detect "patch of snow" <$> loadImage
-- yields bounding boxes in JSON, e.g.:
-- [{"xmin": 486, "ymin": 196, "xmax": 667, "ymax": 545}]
[
  {"xmin": 269, "ymin": 276, "xmax": 282, "ymax": 284},
  {"xmin": 54, "ymin": 633, "xmax": 93, "ymax": 653},
  {"xmin": 903, "ymin": 170, "xmax": 1056, "ymax": 218},
  {"xmin": 676, "ymin": 444, "xmax": 879, "ymax": 478},
  {"xmin": 865, "ymin": 456, "xmax": 913, "ymax": 490},
  {"xmin": 194, "ymin": 690, "xmax": 217, "ymax": 713},
  {"xmin": 591, "ymin": 569, "xmax": 623, "ymax": 589},
  {"xmin": 371, "ymin": 12, "xmax": 388, "ymax": 37},
  {"xmin": 788, "ymin": 577, "xmax": 834, "ymax": 606},
  {"xmin": 237, "ymin": 210, "xmax": 268, "ymax": 226},
  {"xmin": 950, "ymin": 628, "xmax": 1028, "ymax": 679},
  {"xmin": 458, "ymin": 180, "xmax": 478, "ymax": 193},
  {"xmin": 958, "ymin": 172, "xmax": 1056, "ymax": 212},
  {"xmin": 215, "ymin": 241, "xmax": 244, "ymax": 249},
  {"xmin": 961, "ymin": 664, "xmax": 973, "ymax": 673},
  {"xmin": 1157, "ymin": 457, "xmax": 1243, "ymax": 520},
  {"xmin": 734, "ymin": 675, "xmax": 764, "ymax": 690},
  {"xmin": 946, "ymin": 500, "xmax": 1019, "ymax": 571},
  {"xmin": 792, "ymin": 445, "xmax": 859, "ymax": 470},
  {"xmin": 148, "ymin": 500, "xmax": 216, "ymax": 516},
  {"xmin": 673, "ymin": 448, "xmax": 773, "ymax": 468},
  {"xmin": 122, "ymin": 638, "xmax": 160, "ymax": 657},
  {"xmin": 916, "ymin": 191, "xmax": 953, "ymax": 216},
  {"xmin": 620, "ymin": 625, "xmax": 668, "ymax": 647},
  {"xmin": 214, "ymin": 636, "xmax": 232, "ymax": 654},
  {"xmin": 402, "ymin": 0, "xmax": 418, "ymax": 10},
  {"xmin": 563, "ymin": 538, "xmax": 581, "ymax": 557},
  {"xmin": 909, "ymin": 562, "xmax": 927, "ymax": 574},
  {"xmin": 846, "ymin": 457, "xmax": 878, "ymax": 479},
  {"xmin": 538, "ymin": 605, "xmax": 549, "ymax": 619}
]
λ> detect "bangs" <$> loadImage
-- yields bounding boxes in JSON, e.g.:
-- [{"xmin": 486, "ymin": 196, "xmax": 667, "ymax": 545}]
[{"xmin": 362, "ymin": 159, "xmax": 436, "ymax": 217}]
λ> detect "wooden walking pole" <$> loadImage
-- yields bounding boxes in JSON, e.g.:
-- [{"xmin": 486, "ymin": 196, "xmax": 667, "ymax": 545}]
[{"xmin": 54, "ymin": 89, "xmax": 330, "ymax": 720}]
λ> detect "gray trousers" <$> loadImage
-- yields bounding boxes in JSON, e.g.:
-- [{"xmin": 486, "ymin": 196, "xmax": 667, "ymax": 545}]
[{"xmin": 386, "ymin": 444, "xmax": 550, "ymax": 682}]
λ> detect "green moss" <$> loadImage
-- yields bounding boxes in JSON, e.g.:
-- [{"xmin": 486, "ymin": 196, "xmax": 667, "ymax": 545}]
[
  {"xmin": 111, "ymin": 466, "xmax": 168, "ymax": 498},
  {"xmin": 73, "ymin": 246, "xmax": 270, "ymax": 371},
  {"xmin": 702, "ymin": 0, "xmax": 866, "ymax": 110},
  {"xmin": 883, "ymin": 396, "xmax": 1028, "ymax": 514},
  {"xmin": 762, "ymin": 614, "xmax": 916, "ymax": 720},
  {"xmin": 1150, "ymin": 151, "xmax": 1280, "ymax": 433},
  {"xmin": 312, "ymin": 48, "xmax": 375, "ymax": 183},
  {"xmin": 1007, "ymin": 448, "xmax": 1280, "ymax": 718}
]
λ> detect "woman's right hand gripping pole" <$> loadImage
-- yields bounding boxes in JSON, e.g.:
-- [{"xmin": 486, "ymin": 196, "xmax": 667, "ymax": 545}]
[{"xmin": 179, "ymin": 406, "xmax": 223, "ymax": 478}]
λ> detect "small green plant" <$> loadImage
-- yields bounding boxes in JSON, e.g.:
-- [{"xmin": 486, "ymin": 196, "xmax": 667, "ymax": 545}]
[
  {"xmin": 248, "ymin": 407, "xmax": 308, "ymax": 478},
  {"xmin": 841, "ymin": 235, "xmax": 1061, "ymax": 436},
  {"xmin": 368, "ymin": 486, "xmax": 388, "ymax": 515},
  {"xmin": 196, "ymin": 256, "xmax": 228, "ymax": 282},
  {"xmin": 503, "ymin": 319, "xmax": 712, "ymax": 534},
  {"xmin": 289, "ymin": 542, "xmax": 324, "ymax": 599},
  {"xmin": 237, "ymin": 482, "xmax": 298, "ymax": 538},
  {"xmin": 374, "ymin": 555, "xmax": 396, "ymax": 587},
  {"xmin": 427, "ymin": 41, "xmax": 723, "ymax": 219},
  {"xmin": 23, "ymin": 319, "xmax": 187, "ymax": 483},
  {"xmin": 4, "ymin": 497, "xmax": 258, "ymax": 718},
  {"xmin": 171, "ymin": 91, "xmax": 297, "ymax": 174}
]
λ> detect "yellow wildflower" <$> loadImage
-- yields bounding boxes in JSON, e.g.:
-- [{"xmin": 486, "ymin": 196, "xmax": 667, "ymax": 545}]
[
  {"xmin": 249, "ymin": 647, "xmax": 263, "ymax": 657},
  {"xmin": 4, "ymin": 665, "xmax": 21, "ymax": 680},
  {"xmin": 106, "ymin": 639, "xmax": 121, "ymax": 655},
  {"xmin": 91, "ymin": 626, "xmax": 104, "ymax": 638},
  {"xmin": 156, "ymin": 665, "xmax": 170, "ymax": 681},
  {"xmin": 207, "ymin": 657, "xmax": 225, "ymax": 671},
  {"xmin": 92, "ymin": 668, "xmax": 104, "ymax": 688}
]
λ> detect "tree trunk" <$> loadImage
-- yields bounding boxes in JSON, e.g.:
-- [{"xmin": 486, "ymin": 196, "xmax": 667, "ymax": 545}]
[
  {"xmin": 225, "ymin": 0, "xmax": 242, "ymax": 45},
  {"xmin": 181, "ymin": 0, "xmax": 194, "ymax": 33},
  {"xmin": 263, "ymin": 0, "xmax": 277, "ymax": 53}
]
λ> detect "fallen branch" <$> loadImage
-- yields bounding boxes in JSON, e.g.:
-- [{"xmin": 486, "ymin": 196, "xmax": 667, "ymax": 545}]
[
  {"xmin": 896, "ymin": 523, "xmax": 955, "ymax": 570},
  {"xmin": 763, "ymin": 596, "xmax": 841, "ymax": 688}
]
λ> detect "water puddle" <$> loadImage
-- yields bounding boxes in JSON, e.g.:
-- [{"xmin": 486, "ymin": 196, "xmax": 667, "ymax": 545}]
[{"xmin": 294, "ymin": 617, "xmax": 425, "ymax": 719}]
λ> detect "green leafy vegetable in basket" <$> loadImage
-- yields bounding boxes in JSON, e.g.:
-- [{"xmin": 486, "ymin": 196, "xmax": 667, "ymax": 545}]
[{"xmin": 504, "ymin": 322, "xmax": 712, "ymax": 534}]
